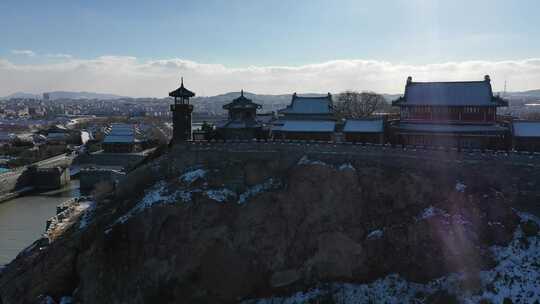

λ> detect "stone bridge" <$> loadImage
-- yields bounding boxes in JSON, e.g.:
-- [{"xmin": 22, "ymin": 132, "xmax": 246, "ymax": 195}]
[{"xmin": 0, "ymin": 153, "xmax": 74, "ymax": 202}]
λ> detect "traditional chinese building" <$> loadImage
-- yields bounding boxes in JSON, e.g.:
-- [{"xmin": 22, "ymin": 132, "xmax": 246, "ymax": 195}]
[
  {"xmin": 102, "ymin": 123, "xmax": 142, "ymax": 153},
  {"xmin": 273, "ymin": 93, "xmax": 336, "ymax": 140},
  {"xmin": 278, "ymin": 93, "xmax": 335, "ymax": 120},
  {"xmin": 343, "ymin": 119, "xmax": 385, "ymax": 144},
  {"xmin": 511, "ymin": 120, "xmax": 540, "ymax": 152},
  {"xmin": 169, "ymin": 78, "xmax": 195, "ymax": 143},
  {"xmin": 391, "ymin": 75, "xmax": 509, "ymax": 149},
  {"xmin": 216, "ymin": 90, "xmax": 264, "ymax": 139}
]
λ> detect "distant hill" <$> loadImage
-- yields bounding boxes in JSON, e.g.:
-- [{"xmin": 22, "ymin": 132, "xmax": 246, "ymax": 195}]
[
  {"xmin": 1, "ymin": 91, "xmax": 128, "ymax": 100},
  {"xmin": 2, "ymin": 92, "xmax": 41, "ymax": 99},
  {"xmin": 44, "ymin": 91, "xmax": 128, "ymax": 100},
  {"xmin": 505, "ymin": 90, "xmax": 540, "ymax": 99}
]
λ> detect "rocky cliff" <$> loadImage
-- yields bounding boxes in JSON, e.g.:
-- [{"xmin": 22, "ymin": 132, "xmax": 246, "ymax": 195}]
[{"xmin": 0, "ymin": 146, "xmax": 536, "ymax": 304}]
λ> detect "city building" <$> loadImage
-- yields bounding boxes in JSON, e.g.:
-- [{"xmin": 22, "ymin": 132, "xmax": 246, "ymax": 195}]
[{"xmin": 390, "ymin": 75, "xmax": 509, "ymax": 149}]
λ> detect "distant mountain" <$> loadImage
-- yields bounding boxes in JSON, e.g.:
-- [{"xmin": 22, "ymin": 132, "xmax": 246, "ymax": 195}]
[
  {"xmin": 2, "ymin": 92, "xmax": 41, "ymax": 99},
  {"xmin": 505, "ymin": 90, "xmax": 540, "ymax": 99},
  {"xmin": 44, "ymin": 91, "xmax": 128, "ymax": 100},
  {"xmin": 1, "ymin": 91, "xmax": 128, "ymax": 100}
]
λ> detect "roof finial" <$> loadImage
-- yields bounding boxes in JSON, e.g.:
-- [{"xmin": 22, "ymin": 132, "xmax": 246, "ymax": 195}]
[
  {"xmin": 181, "ymin": 76, "xmax": 184, "ymax": 87},
  {"xmin": 241, "ymin": 89, "xmax": 244, "ymax": 97}
]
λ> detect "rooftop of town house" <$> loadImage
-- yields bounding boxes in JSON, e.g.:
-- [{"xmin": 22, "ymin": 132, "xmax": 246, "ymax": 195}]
[{"xmin": 393, "ymin": 75, "xmax": 508, "ymax": 107}]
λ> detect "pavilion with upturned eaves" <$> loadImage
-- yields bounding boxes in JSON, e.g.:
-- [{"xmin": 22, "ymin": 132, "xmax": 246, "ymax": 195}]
[{"xmin": 216, "ymin": 90, "xmax": 264, "ymax": 140}]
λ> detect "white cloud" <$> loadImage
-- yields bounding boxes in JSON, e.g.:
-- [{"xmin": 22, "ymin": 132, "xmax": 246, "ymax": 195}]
[
  {"xmin": 11, "ymin": 49, "xmax": 36, "ymax": 57},
  {"xmin": 46, "ymin": 53, "xmax": 73, "ymax": 59},
  {"xmin": 1, "ymin": 56, "xmax": 540, "ymax": 97}
]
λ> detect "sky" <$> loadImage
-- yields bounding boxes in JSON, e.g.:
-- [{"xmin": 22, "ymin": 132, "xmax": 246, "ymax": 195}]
[{"xmin": 1, "ymin": 0, "xmax": 540, "ymax": 97}]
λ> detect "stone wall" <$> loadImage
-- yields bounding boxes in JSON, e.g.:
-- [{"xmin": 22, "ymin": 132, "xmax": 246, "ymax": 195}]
[
  {"xmin": 74, "ymin": 151, "xmax": 148, "ymax": 169},
  {"xmin": 79, "ymin": 168, "xmax": 125, "ymax": 193},
  {"xmin": 162, "ymin": 140, "xmax": 540, "ymax": 215}
]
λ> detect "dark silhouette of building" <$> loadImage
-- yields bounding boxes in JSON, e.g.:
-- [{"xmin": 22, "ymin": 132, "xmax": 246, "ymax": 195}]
[
  {"xmin": 391, "ymin": 75, "xmax": 509, "ymax": 149},
  {"xmin": 169, "ymin": 78, "xmax": 195, "ymax": 143},
  {"xmin": 216, "ymin": 90, "xmax": 264, "ymax": 139}
]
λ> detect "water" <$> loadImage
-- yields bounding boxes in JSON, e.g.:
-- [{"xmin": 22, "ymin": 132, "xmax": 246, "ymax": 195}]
[{"xmin": 0, "ymin": 180, "xmax": 80, "ymax": 265}]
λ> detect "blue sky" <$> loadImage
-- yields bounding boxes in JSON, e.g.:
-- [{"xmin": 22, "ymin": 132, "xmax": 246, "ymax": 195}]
[{"xmin": 1, "ymin": 0, "xmax": 539, "ymax": 96}]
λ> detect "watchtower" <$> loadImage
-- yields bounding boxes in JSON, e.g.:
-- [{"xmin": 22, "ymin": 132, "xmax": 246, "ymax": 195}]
[{"xmin": 169, "ymin": 77, "xmax": 195, "ymax": 143}]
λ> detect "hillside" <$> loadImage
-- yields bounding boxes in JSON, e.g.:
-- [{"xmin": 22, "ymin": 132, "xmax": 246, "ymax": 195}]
[{"xmin": 1, "ymin": 144, "xmax": 540, "ymax": 303}]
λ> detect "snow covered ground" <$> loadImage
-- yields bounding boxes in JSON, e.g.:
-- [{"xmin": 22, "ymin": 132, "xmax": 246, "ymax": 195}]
[
  {"xmin": 244, "ymin": 212, "xmax": 540, "ymax": 304},
  {"xmin": 107, "ymin": 167, "xmax": 283, "ymax": 231}
]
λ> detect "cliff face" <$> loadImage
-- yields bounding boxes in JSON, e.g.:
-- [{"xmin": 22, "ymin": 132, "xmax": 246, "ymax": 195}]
[{"xmin": 0, "ymin": 148, "xmax": 523, "ymax": 303}]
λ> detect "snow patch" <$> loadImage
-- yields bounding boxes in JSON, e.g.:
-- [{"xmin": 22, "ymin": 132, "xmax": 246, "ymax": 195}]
[
  {"xmin": 78, "ymin": 201, "xmax": 96, "ymax": 229},
  {"xmin": 111, "ymin": 181, "xmax": 193, "ymax": 227},
  {"xmin": 455, "ymin": 181, "xmax": 467, "ymax": 193},
  {"xmin": 297, "ymin": 156, "xmax": 328, "ymax": 167},
  {"xmin": 298, "ymin": 156, "xmax": 356, "ymax": 172},
  {"xmin": 205, "ymin": 188, "xmax": 236, "ymax": 203},
  {"xmin": 338, "ymin": 163, "xmax": 356, "ymax": 171},
  {"xmin": 367, "ymin": 229, "xmax": 384, "ymax": 240},
  {"xmin": 245, "ymin": 212, "xmax": 540, "ymax": 304},
  {"xmin": 59, "ymin": 296, "xmax": 73, "ymax": 304},
  {"xmin": 419, "ymin": 206, "xmax": 450, "ymax": 220},
  {"xmin": 238, "ymin": 178, "xmax": 281, "ymax": 204},
  {"xmin": 180, "ymin": 168, "xmax": 206, "ymax": 184}
]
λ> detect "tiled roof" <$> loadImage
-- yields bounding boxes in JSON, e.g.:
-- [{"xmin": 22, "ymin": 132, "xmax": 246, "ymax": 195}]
[
  {"xmin": 394, "ymin": 76, "xmax": 507, "ymax": 107},
  {"xmin": 103, "ymin": 135, "xmax": 136, "ymax": 143},
  {"xmin": 344, "ymin": 119, "xmax": 384, "ymax": 133},
  {"xmin": 279, "ymin": 94, "xmax": 333, "ymax": 115},
  {"xmin": 396, "ymin": 123, "xmax": 507, "ymax": 134},
  {"xmin": 169, "ymin": 78, "xmax": 195, "ymax": 98},
  {"xmin": 513, "ymin": 121, "xmax": 540, "ymax": 137},
  {"xmin": 103, "ymin": 124, "xmax": 138, "ymax": 143},
  {"xmin": 279, "ymin": 120, "xmax": 335, "ymax": 133},
  {"xmin": 223, "ymin": 91, "xmax": 261, "ymax": 110}
]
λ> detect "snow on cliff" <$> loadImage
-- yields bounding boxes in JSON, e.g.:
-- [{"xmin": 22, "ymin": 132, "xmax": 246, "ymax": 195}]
[{"xmin": 245, "ymin": 212, "xmax": 540, "ymax": 304}]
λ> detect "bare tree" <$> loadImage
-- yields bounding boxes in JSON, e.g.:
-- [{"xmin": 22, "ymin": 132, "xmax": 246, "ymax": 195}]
[{"xmin": 335, "ymin": 91, "xmax": 386, "ymax": 119}]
